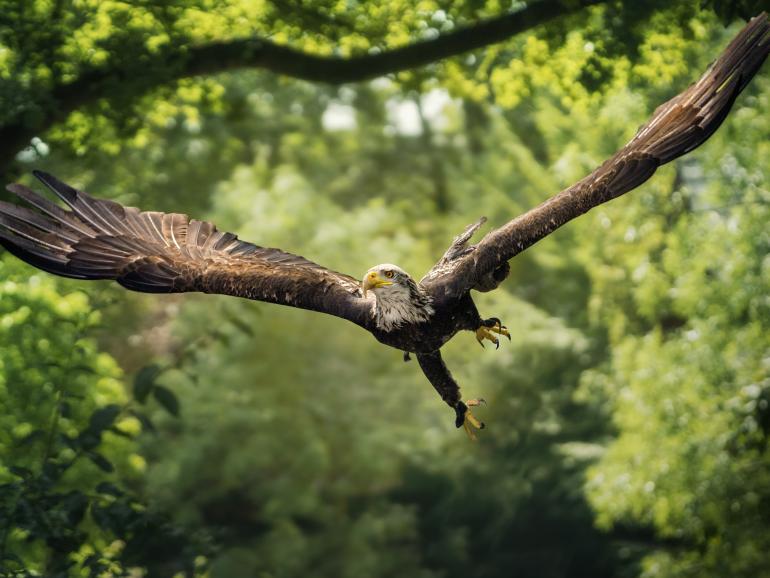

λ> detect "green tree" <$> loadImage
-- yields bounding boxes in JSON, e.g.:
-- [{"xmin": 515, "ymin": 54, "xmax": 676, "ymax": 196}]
[
  {"xmin": 0, "ymin": 256, "xmax": 210, "ymax": 576},
  {"xmin": 578, "ymin": 70, "xmax": 770, "ymax": 578},
  {"xmin": 1, "ymin": 0, "xmax": 764, "ymax": 178}
]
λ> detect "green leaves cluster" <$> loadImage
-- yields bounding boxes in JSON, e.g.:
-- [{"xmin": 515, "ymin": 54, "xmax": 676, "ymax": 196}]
[
  {"xmin": 0, "ymin": 256, "xmax": 208, "ymax": 577},
  {"xmin": 576, "ymin": 71, "xmax": 770, "ymax": 577}
]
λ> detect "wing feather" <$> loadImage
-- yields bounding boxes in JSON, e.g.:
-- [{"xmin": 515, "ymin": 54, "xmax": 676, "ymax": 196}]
[
  {"xmin": 427, "ymin": 13, "xmax": 770, "ymax": 297},
  {"xmin": 0, "ymin": 172, "xmax": 372, "ymax": 328}
]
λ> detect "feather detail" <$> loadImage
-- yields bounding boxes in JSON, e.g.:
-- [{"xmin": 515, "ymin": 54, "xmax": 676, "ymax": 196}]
[
  {"xmin": 0, "ymin": 173, "xmax": 373, "ymax": 329},
  {"xmin": 372, "ymin": 275, "xmax": 434, "ymax": 331}
]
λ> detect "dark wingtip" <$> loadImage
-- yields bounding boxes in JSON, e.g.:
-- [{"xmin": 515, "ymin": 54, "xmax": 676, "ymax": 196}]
[
  {"xmin": 32, "ymin": 170, "xmax": 78, "ymax": 203},
  {"xmin": 31, "ymin": 169, "xmax": 55, "ymax": 185}
]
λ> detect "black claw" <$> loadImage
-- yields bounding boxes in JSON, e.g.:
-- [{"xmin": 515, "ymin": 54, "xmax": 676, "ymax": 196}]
[
  {"xmin": 494, "ymin": 340, "xmax": 500, "ymax": 350},
  {"xmin": 478, "ymin": 340, "xmax": 485, "ymax": 349},
  {"xmin": 403, "ymin": 351, "xmax": 411, "ymax": 362}
]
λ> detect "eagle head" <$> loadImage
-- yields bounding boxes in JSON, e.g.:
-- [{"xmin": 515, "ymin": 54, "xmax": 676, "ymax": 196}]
[
  {"xmin": 361, "ymin": 264, "xmax": 410, "ymax": 297},
  {"xmin": 362, "ymin": 264, "xmax": 434, "ymax": 331}
]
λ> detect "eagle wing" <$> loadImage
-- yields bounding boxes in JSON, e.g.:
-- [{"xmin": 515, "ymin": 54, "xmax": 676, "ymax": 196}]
[
  {"xmin": 425, "ymin": 13, "xmax": 770, "ymax": 299},
  {"xmin": 0, "ymin": 171, "xmax": 372, "ymax": 328}
]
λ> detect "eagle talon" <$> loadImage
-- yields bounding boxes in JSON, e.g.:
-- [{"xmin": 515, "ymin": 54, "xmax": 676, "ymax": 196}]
[
  {"xmin": 455, "ymin": 399, "xmax": 487, "ymax": 440},
  {"xmin": 475, "ymin": 318, "xmax": 509, "ymax": 348}
]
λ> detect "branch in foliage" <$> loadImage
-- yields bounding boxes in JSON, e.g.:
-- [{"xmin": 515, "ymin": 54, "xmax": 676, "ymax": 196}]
[
  {"xmin": 0, "ymin": 0, "xmax": 605, "ymax": 173},
  {"xmin": 182, "ymin": 0, "xmax": 605, "ymax": 83}
]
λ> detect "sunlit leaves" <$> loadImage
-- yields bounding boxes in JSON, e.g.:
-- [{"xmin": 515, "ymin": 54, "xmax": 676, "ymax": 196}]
[
  {"xmin": 0, "ymin": 255, "xmax": 208, "ymax": 575},
  {"xmin": 577, "ymin": 69, "xmax": 770, "ymax": 578}
]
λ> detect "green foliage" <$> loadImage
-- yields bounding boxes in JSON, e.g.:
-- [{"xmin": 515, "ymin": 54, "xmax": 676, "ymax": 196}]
[
  {"xmin": 0, "ymin": 257, "xmax": 210, "ymax": 577},
  {"xmin": 0, "ymin": 256, "xmax": 127, "ymax": 474},
  {"xmin": 0, "ymin": 0, "xmax": 757, "ymax": 180},
  {"xmin": 577, "ymin": 70, "xmax": 770, "ymax": 578}
]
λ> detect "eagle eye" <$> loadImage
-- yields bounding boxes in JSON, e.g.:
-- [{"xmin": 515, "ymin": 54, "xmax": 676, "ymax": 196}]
[{"xmin": 384, "ymin": 270, "xmax": 395, "ymax": 279}]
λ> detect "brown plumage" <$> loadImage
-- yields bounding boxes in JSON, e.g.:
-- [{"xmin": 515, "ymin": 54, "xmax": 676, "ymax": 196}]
[
  {"xmin": 0, "ymin": 172, "xmax": 372, "ymax": 327},
  {"xmin": 425, "ymin": 12, "xmax": 770, "ymax": 300},
  {"xmin": 2, "ymin": 14, "xmax": 768, "ymax": 435}
]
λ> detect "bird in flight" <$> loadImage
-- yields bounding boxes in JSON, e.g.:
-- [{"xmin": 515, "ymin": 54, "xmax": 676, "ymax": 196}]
[{"xmin": 1, "ymin": 15, "xmax": 768, "ymax": 438}]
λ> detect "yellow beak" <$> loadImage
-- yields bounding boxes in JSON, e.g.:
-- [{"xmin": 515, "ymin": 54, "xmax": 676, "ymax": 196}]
[{"xmin": 362, "ymin": 271, "xmax": 393, "ymax": 297}]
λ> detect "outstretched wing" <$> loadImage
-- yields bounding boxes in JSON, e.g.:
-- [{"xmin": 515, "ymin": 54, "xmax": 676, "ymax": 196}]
[
  {"xmin": 426, "ymin": 13, "xmax": 770, "ymax": 298},
  {"xmin": 0, "ymin": 171, "xmax": 372, "ymax": 328}
]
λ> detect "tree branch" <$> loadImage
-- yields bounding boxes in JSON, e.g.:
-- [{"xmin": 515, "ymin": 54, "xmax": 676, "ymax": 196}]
[
  {"xmin": 0, "ymin": 0, "xmax": 604, "ymax": 174},
  {"xmin": 183, "ymin": 0, "xmax": 605, "ymax": 83}
]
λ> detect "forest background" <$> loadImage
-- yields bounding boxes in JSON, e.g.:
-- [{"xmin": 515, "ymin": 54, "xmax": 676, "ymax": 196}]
[{"xmin": 0, "ymin": 1, "xmax": 769, "ymax": 577}]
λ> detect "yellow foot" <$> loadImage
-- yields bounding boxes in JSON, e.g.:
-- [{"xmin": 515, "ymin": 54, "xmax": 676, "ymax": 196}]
[
  {"xmin": 456, "ymin": 399, "xmax": 487, "ymax": 440},
  {"xmin": 475, "ymin": 317, "xmax": 511, "ymax": 349}
]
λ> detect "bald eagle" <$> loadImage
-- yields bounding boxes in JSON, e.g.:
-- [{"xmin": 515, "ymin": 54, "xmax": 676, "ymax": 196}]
[{"xmin": 1, "ymin": 15, "xmax": 768, "ymax": 438}]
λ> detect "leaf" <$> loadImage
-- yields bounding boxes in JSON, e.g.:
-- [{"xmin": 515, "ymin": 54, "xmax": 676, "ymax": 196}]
[
  {"xmin": 90, "ymin": 504, "xmax": 112, "ymax": 531},
  {"xmin": 71, "ymin": 363, "xmax": 99, "ymax": 375},
  {"xmin": 153, "ymin": 385, "xmax": 180, "ymax": 416},
  {"xmin": 62, "ymin": 491, "xmax": 89, "ymax": 525},
  {"xmin": 42, "ymin": 461, "xmax": 65, "ymax": 483},
  {"xmin": 78, "ymin": 432, "xmax": 100, "ymax": 451},
  {"xmin": 95, "ymin": 482, "xmax": 123, "ymax": 497},
  {"xmin": 9, "ymin": 466, "xmax": 32, "ymax": 479},
  {"xmin": 129, "ymin": 409, "xmax": 156, "ymax": 433},
  {"xmin": 2, "ymin": 552, "xmax": 23, "ymax": 565},
  {"xmin": 17, "ymin": 429, "xmax": 46, "ymax": 447},
  {"xmin": 82, "ymin": 553, "xmax": 102, "ymax": 570},
  {"xmin": 88, "ymin": 404, "xmax": 122, "ymax": 434},
  {"xmin": 58, "ymin": 432, "xmax": 78, "ymax": 450},
  {"xmin": 87, "ymin": 453, "xmax": 114, "ymax": 473},
  {"xmin": 134, "ymin": 364, "xmax": 162, "ymax": 403},
  {"xmin": 108, "ymin": 426, "xmax": 133, "ymax": 439}
]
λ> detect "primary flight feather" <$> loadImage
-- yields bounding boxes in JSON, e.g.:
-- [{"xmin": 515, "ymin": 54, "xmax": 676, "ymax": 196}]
[{"xmin": 2, "ymin": 14, "xmax": 769, "ymax": 438}]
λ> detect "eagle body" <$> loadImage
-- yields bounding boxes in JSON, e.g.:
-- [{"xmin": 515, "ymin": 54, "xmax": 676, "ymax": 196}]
[
  {"xmin": 368, "ymin": 290, "xmax": 482, "ymax": 354},
  {"xmin": 1, "ymin": 15, "xmax": 768, "ymax": 435}
]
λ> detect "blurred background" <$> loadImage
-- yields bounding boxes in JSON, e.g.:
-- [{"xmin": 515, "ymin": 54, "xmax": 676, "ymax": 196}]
[{"xmin": 1, "ymin": 1, "xmax": 769, "ymax": 577}]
